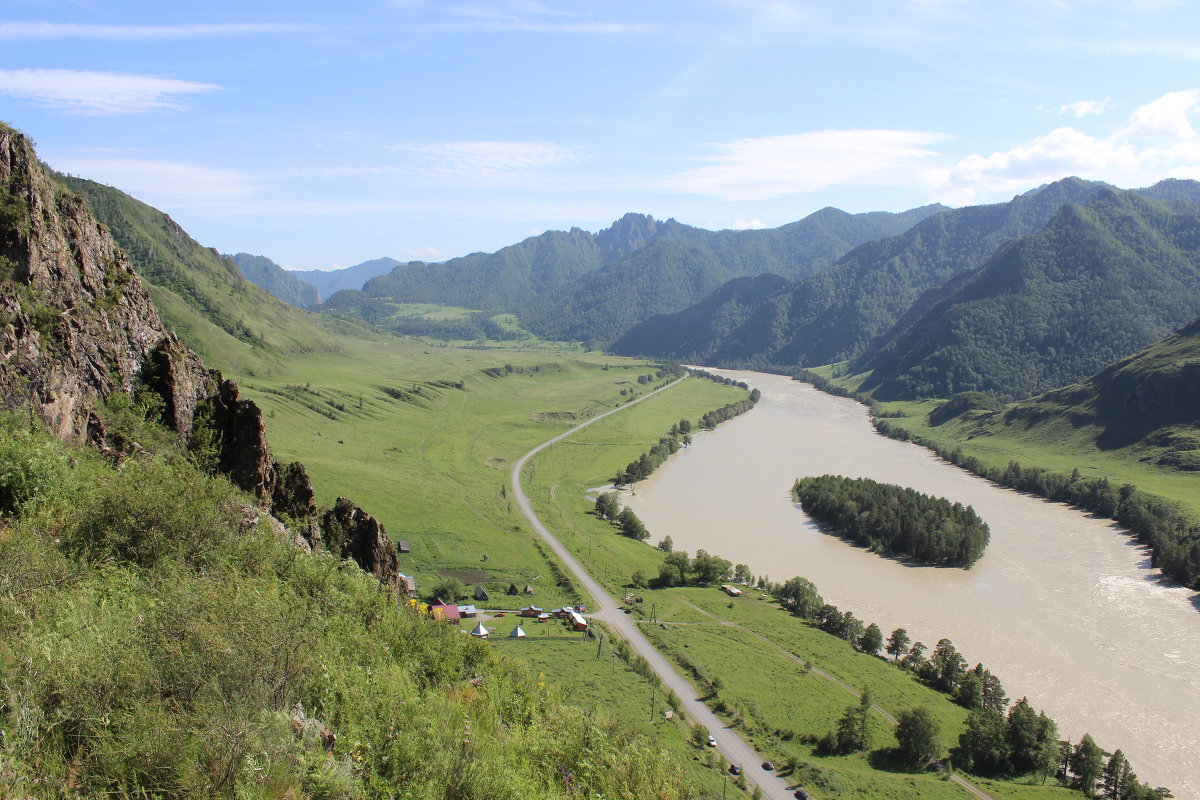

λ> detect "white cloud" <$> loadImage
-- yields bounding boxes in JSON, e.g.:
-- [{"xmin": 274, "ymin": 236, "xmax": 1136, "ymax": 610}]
[
  {"xmin": 658, "ymin": 130, "xmax": 948, "ymax": 201},
  {"xmin": 731, "ymin": 219, "xmax": 766, "ymax": 229},
  {"xmin": 49, "ymin": 157, "xmax": 261, "ymax": 204},
  {"xmin": 930, "ymin": 90, "xmax": 1200, "ymax": 204},
  {"xmin": 1120, "ymin": 90, "xmax": 1197, "ymax": 140},
  {"xmin": 392, "ymin": 140, "xmax": 582, "ymax": 180},
  {"xmin": 1059, "ymin": 98, "xmax": 1110, "ymax": 117},
  {"xmin": 0, "ymin": 21, "xmax": 304, "ymax": 39},
  {"xmin": 404, "ymin": 246, "xmax": 445, "ymax": 260},
  {"xmin": 0, "ymin": 69, "xmax": 218, "ymax": 115}
]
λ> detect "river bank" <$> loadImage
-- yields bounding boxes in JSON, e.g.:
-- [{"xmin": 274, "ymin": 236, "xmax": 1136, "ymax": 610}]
[{"xmin": 622, "ymin": 370, "xmax": 1200, "ymax": 797}]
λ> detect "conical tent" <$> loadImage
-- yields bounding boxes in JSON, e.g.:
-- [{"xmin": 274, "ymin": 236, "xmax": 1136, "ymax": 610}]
[
  {"xmin": 474, "ymin": 585, "xmax": 490, "ymax": 601},
  {"xmin": 523, "ymin": 585, "xmax": 535, "ymax": 594},
  {"xmin": 507, "ymin": 583, "xmax": 520, "ymax": 595},
  {"xmin": 470, "ymin": 622, "xmax": 489, "ymax": 637},
  {"xmin": 508, "ymin": 625, "xmax": 527, "ymax": 638}
]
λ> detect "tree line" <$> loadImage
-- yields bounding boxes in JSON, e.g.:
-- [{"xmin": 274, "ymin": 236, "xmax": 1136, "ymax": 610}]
[
  {"xmin": 874, "ymin": 419, "xmax": 1200, "ymax": 589},
  {"xmin": 615, "ymin": 374, "xmax": 759, "ymax": 486},
  {"xmin": 763, "ymin": 572, "xmax": 1169, "ymax": 798},
  {"xmin": 792, "ymin": 474, "xmax": 990, "ymax": 567}
]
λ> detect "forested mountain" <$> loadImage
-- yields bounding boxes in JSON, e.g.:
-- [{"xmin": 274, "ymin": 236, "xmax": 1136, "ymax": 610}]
[
  {"xmin": 229, "ymin": 251, "xmax": 321, "ymax": 307},
  {"xmin": 289, "ymin": 255, "xmax": 400, "ymax": 299},
  {"xmin": 58, "ymin": 175, "xmax": 368, "ymax": 373},
  {"xmin": 332, "ymin": 206, "xmax": 942, "ymax": 340},
  {"xmin": 611, "ymin": 273, "xmax": 791, "ymax": 361},
  {"xmin": 857, "ymin": 189, "xmax": 1200, "ymax": 400},
  {"xmin": 516, "ymin": 205, "xmax": 944, "ymax": 344},
  {"xmin": 964, "ymin": 314, "xmax": 1200, "ymax": 469},
  {"xmin": 615, "ymin": 177, "xmax": 1109, "ymax": 366},
  {"xmin": 361, "ymin": 226, "xmax": 605, "ymax": 311}
]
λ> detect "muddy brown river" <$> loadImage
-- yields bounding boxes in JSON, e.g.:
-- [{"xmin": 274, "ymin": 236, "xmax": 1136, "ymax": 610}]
[{"xmin": 622, "ymin": 370, "xmax": 1199, "ymax": 796}]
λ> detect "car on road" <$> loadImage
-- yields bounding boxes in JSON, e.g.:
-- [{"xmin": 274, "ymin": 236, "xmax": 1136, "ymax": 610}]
[
  {"xmin": 761, "ymin": 761, "xmax": 774, "ymax": 771},
  {"xmin": 706, "ymin": 736, "xmax": 716, "ymax": 747},
  {"xmin": 794, "ymin": 790, "xmax": 809, "ymax": 799},
  {"xmin": 728, "ymin": 764, "xmax": 741, "ymax": 775}
]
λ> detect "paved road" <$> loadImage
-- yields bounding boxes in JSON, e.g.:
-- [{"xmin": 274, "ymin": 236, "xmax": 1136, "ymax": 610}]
[{"xmin": 511, "ymin": 377, "xmax": 802, "ymax": 800}]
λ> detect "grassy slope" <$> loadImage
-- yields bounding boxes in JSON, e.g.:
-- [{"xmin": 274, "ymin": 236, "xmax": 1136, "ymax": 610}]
[{"xmin": 809, "ymin": 363, "xmax": 1200, "ymax": 521}]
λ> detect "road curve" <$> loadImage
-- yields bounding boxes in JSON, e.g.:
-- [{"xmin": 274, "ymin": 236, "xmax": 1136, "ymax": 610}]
[{"xmin": 510, "ymin": 377, "xmax": 801, "ymax": 800}]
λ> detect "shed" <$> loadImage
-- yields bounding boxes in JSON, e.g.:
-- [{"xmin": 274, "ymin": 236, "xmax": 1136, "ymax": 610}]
[
  {"xmin": 523, "ymin": 584, "xmax": 535, "ymax": 595},
  {"xmin": 397, "ymin": 572, "xmax": 416, "ymax": 597},
  {"xmin": 474, "ymin": 585, "xmax": 490, "ymax": 602},
  {"xmin": 507, "ymin": 583, "xmax": 520, "ymax": 596},
  {"xmin": 458, "ymin": 604, "xmax": 477, "ymax": 618},
  {"xmin": 430, "ymin": 601, "xmax": 461, "ymax": 623},
  {"xmin": 508, "ymin": 625, "xmax": 527, "ymax": 638},
  {"xmin": 469, "ymin": 622, "xmax": 489, "ymax": 638},
  {"xmin": 397, "ymin": 540, "xmax": 410, "ymax": 554}
]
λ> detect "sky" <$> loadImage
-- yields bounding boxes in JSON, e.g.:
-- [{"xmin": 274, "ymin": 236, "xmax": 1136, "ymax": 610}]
[{"xmin": 2, "ymin": 0, "xmax": 1199, "ymax": 270}]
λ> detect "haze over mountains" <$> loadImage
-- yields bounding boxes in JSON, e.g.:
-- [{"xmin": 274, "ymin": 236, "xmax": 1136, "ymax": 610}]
[{"xmin": 52, "ymin": 153, "xmax": 1200, "ymax": 467}]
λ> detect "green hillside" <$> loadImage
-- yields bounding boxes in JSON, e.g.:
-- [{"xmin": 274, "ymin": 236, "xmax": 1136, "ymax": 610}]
[
  {"xmin": 615, "ymin": 177, "xmax": 1108, "ymax": 368},
  {"xmin": 59, "ymin": 175, "xmax": 376, "ymax": 374},
  {"xmin": 859, "ymin": 189, "xmax": 1200, "ymax": 401},
  {"xmin": 229, "ymin": 251, "xmax": 321, "ymax": 307}
]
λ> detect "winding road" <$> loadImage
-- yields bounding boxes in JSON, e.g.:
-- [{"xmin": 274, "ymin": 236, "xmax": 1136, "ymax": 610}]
[{"xmin": 510, "ymin": 375, "xmax": 994, "ymax": 800}]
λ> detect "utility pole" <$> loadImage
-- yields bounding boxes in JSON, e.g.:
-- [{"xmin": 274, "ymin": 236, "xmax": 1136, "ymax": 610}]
[{"xmin": 595, "ymin": 633, "xmax": 604, "ymax": 659}]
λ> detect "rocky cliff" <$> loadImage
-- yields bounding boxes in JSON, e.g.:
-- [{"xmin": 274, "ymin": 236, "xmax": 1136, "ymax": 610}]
[{"xmin": 0, "ymin": 123, "xmax": 406, "ymax": 591}]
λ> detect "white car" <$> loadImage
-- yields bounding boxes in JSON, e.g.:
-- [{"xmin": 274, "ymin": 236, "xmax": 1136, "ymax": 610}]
[{"xmin": 707, "ymin": 735, "xmax": 717, "ymax": 747}]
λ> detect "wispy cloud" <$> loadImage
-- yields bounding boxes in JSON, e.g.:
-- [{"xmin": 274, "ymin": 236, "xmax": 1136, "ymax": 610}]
[
  {"xmin": 395, "ymin": 140, "xmax": 582, "ymax": 179},
  {"xmin": 1059, "ymin": 98, "xmax": 1110, "ymax": 117},
  {"xmin": 658, "ymin": 130, "xmax": 948, "ymax": 201},
  {"xmin": 49, "ymin": 157, "xmax": 261, "ymax": 204},
  {"xmin": 0, "ymin": 69, "xmax": 218, "ymax": 114},
  {"xmin": 397, "ymin": 1, "xmax": 657, "ymax": 34},
  {"xmin": 929, "ymin": 90, "xmax": 1200, "ymax": 203},
  {"xmin": 0, "ymin": 21, "xmax": 305, "ymax": 40}
]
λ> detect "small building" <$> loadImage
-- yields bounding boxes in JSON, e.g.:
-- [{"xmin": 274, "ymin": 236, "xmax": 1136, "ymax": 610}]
[
  {"xmin": 536, "ymin": 613, "xmax": 551, "ymax": 623},
  {"xmin": 507, "ymin": 583, "xmax": 520, "ymax": 596},
  {"xmin": 397, "ymin": 540, "xmax": 410, "ymax": 554},
  {"xmin": 552, "ymin": 608, "xmax": 571, "ymax": 619},
  {"xmin": 523, "ymin": 584, "xmax": 535, "ymax": 595},
  {"xmin": 518, "ymin": 606, "xmax": 543, "ymax": 618},
  {"xmin": 458, "ymin": 604, "xmax": 477, "ymax": 618},
  {"xmin": 474, "ymin": 585, "xmax": 490, "ymax": 602},
  {"xmin": 508, "ymin": 625, "xmax": 527, "ymax": 638},
  {"xmin": 720, "ymin": 584, "xmax": 743, "ymax": 597},
  {"xmin": 566, "ymin": 610, "xmax": 588, "ymax": 632},
  {"xmin": 430, "ymin": 601, "xmax": 461, "ymax": 623},
  {"xmin": 397, "ymin": 572, "xmax": 416, "ymax": 597},
  {"xmin": 469, "ymin": 622, "xmax": 489, "ymax": 638}
]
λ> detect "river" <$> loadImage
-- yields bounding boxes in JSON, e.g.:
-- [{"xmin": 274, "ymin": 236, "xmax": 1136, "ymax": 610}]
[{"xmin": 622, "ymin": 369, "xmax": 1199, "ymax": 797}]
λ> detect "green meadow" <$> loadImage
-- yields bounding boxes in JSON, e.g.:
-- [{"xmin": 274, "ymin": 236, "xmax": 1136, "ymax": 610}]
[{"xmin": 238, "ymin": 341, "xmax": 1112, "ymax": 800}]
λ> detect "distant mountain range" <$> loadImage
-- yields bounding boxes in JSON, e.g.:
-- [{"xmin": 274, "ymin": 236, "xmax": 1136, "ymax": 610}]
[
  {"xmin": 320, "ymin": 205, "xmax": 944, "ymax": 343},
  {"xmin": 227, "ymin": 253, "xmax": 400, "ymax": 307},
  {"xmin": 615, "ymin": 177, "xmax": 1200, "ymax": 402}
]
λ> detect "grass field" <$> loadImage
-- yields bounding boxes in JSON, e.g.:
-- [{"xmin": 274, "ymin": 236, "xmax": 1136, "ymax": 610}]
[
  {"xmin": 235, "ymin": 342, "xmax": 1099, "ymax": 800},
  {"xmin": 237, "ymin": 336, "xmax": 737, "ymax": 612}
]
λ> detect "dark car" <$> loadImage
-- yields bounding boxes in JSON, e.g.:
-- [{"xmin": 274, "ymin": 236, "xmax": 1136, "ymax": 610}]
[
  {"xmin": 761, "ymin": 761, "xmax": 774, "ymax": 771},
  {"xmin": 794, "ymin": 790, "xmax": 809, "ymax": 800},
  {"xmin": 729, "ymin": 764, "xmax": 741, "ymax": 775}
]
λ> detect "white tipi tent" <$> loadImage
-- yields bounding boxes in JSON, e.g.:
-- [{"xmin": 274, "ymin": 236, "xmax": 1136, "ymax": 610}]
[
  {"xmin": 469, "ymin": 622, "xmax": 489, "ymax": 638},
  {"xmin": 508, "ymin": 625, "xmax": 527, "ymax": 638}
]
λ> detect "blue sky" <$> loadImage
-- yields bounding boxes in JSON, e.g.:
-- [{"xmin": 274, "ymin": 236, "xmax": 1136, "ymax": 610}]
[{"xmin": 2, "ymin": 1, "xmax": 1199, "ymax": 269}]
